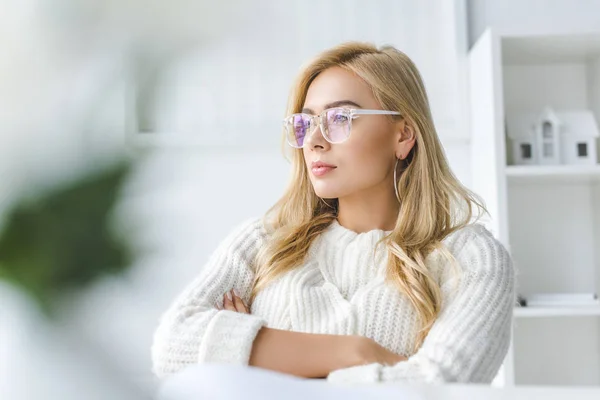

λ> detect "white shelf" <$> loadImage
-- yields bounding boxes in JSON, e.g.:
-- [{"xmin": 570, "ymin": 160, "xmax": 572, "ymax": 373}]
[
  {"xmin": 506, "ymin": 165, "xmax": 600, "ymax": 183},
  {"xmin": 470, "ymin": 28, "xmax": 600, "ymax": 387},
  {"xmin": 514, "ymin": 305, "xmax": 600, "ymax": 318}
]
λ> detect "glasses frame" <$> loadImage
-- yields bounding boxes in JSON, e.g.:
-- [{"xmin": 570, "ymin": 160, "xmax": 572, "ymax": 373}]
[{"xmin": 283, "ymin": 107, "xmax": 402, "ymax": 148}]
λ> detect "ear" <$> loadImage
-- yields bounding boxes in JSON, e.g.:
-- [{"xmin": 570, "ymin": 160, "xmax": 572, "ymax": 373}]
[{"xmin": 394, "ymin": 118, "xmax": 416, "ymax": 160}]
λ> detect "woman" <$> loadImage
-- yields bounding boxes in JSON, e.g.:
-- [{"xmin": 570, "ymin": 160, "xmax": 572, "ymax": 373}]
[{"xmin": 151, "ymin": 42, "xmax": 515, "ymax": 385}]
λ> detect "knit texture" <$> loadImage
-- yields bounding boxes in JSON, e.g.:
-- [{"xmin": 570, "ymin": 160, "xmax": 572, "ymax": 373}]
[{"xmin": 151, "ymin": 217, "xmax": 515, "ymax": 384}]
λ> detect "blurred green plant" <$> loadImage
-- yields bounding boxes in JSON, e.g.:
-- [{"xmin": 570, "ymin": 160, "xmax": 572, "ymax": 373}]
[{"xmin": 0, "ymin": 161, "xmax": 134, "ymax": 315}]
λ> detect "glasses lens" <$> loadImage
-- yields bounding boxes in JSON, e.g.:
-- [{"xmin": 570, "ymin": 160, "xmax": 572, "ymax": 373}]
[
  {"xmin": 285, "ymin": 114, "xmax": 311, "ymax": 148},
  {"xmin": 324, "ymin": 108, "xmax": 350, "ymax": 143}
]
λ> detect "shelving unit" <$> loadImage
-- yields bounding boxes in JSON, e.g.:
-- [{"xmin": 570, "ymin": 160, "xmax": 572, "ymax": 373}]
[
  {"xmin": 514, "ymin": 306, "xmax": 600, "ymax": 318},
  {"xmin": 506, "ymin": 165, "xmax": 600, "ymax": 183},
  {"xmin": 469, "ymin": 29, "xmax": 600, "ymax": 387}
]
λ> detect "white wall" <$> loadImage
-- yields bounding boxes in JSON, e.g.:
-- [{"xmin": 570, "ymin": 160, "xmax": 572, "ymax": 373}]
[
  {"xmin": 589, "ymin": 57, "xmax": 600, "ymax": 128},
  {"xmin": 140, "ymin": 0, "xmax": 471, "ymax": 145},
  {"xmin": 468, "ymin": 0, "xmax": 600, "ymax": 46},
  {"xmin": 503, "ymin": 64, "xmax": 590, "ymax": 114}
]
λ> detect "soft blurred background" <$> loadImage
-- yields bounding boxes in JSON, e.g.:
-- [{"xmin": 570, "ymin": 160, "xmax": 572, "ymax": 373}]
[{"xmin": 1, "ymin": 1, "xmax": 600, "ymax": 398}]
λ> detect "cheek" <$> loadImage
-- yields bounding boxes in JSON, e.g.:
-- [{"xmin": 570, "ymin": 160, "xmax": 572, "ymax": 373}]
[
  {"xmin": 339, "ymin": 123, "xmax": 394, "ymax": 179},
  {"xmin": 336, "ymin": 144, "xmax": 389, "ymax": 186},
  {"xmin": 345, "ymin": 122, "xmax": 393, "ymax": 160}
]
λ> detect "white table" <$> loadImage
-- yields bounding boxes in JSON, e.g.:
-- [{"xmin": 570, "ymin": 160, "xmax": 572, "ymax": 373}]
[{"xmin": 158, "ymin": 364, "xmax": 600, "ymax": 400}]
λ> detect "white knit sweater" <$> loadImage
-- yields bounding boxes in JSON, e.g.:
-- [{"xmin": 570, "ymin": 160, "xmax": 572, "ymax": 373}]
[{"xmin": 151, "ymin": 217, "xmax": 515, "ymax": 384}]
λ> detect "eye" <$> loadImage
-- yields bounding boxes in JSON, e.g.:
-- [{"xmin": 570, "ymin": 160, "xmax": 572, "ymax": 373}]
[
  {"xmin": 329, "ymin": 110, "xmax": 349, "ymax": 125},
  {"xmin": 334, "ymin": 114, "xmax": 348, "ymax": 123}
]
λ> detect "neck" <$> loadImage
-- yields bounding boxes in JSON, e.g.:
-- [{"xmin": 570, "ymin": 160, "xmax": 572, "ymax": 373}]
[{"xmin": 336, "ymin": 184, "xmax": 399, "ymax": 233}]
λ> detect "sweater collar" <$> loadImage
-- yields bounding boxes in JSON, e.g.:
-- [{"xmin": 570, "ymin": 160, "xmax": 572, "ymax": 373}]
[
  {"xmin": 327, "ymin": 219, "xmax": 393, "ymax": 238},
  {"xmin": 311, "ymin": 219, "xmax": 393, "ymax": 258},
  {"xmin": 307, "ymin": 219, "xmax": 392, "ymax": 285}
]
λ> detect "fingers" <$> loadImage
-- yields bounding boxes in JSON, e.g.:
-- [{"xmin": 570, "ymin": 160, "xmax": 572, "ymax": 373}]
[
  {"xmin": 221, "ymin": 290, "xmax": 237, "ymax": 312},
  {"xmin": 232, "ymin": 290, "xmax": 249, "ymax": 314},
  {"xmin": 216, "ymin": 289, "xmax": 249, "ymax": 314}
]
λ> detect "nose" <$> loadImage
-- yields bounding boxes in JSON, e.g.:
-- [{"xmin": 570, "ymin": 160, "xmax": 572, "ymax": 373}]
[{"xmin": 304, "ymin": 123, "xmax": 329, "ymax": 150}]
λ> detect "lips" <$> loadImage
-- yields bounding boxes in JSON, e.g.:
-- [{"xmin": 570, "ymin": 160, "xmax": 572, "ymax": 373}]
[
  {"xmin": 310, "ymin": 161, "xmax": 337, "ymax": 177},
  {"xmin": 311, "ymin": 161, "xmax": 336, "ymax": 169}
]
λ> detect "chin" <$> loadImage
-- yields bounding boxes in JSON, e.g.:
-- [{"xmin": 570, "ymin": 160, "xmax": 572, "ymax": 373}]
[{"xmin": 312, "ymin": 184, "xmax": 344, "ymax": 200}]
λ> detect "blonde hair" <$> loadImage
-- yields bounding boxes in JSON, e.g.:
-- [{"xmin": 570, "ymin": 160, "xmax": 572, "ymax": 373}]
[{"xmin": 250, "ymin": 42, "xmax": 487, "ymax": 353}]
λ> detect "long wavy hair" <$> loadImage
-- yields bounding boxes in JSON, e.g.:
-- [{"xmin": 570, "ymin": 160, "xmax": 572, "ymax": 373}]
[{"xmin": 249, "ymin": 42, "xmax": 488, "ymax": 353}]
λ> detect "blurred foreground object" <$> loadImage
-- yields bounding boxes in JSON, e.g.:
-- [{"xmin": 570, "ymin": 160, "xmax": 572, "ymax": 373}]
[{"xmin": 0, "ymin": 161, "xmax": 134, "ymax": 314}]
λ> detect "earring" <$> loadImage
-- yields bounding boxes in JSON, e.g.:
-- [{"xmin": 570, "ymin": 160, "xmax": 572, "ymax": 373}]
[{"xmin": 393, "ymin": 158, "xmax": 401, "ymax": 203}]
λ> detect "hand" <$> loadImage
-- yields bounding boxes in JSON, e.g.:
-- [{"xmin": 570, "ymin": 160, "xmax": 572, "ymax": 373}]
[
  {"xmin": 351, "ymin": 336, "xmax": 407, "ymax": 367},
  {"xmin": 216, "ymin": 289, "xmax": 250, "ymax": 314}
]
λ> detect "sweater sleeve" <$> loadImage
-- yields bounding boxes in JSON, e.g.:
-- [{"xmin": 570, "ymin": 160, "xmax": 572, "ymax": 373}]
[
  {"xmin": 151, "ymin": 217, "xmax": 269, "ymax": 379},
  {"xmin": 327, "ymin": 224, "xmax": 516, "ymax": 385}
]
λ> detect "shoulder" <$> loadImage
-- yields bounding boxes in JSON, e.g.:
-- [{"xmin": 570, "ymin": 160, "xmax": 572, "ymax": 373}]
[
  {"xmin": 437, "ymin": 223, "xmax": 514, "ymax": 284},
  {"xmin": 443, "ymin": 223, "xmax": 507, "ymax": 261},
  {"xmin": 219, "ymin": 216, "xmax": 270, "ymax": 248},
  {"xmin": 209, "ymin": 216, "xmax": 271, "ymax": 262}
]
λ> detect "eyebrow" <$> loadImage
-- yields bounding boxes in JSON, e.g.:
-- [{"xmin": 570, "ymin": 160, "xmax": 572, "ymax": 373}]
[{"xmin": 301, "ymin": 100, "xmax": 362, "ymax": 114}]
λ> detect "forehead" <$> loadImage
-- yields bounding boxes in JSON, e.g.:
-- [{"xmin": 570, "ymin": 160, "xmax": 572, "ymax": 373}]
[{"xmin": 303, "ymin": 66, "xmax": 379, "ymax": 112}]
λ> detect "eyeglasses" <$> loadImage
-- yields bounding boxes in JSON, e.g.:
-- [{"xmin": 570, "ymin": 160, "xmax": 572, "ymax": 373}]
[{"xmin": 283, "ymin": 107, "xmax": 402, "ymax": 148}]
